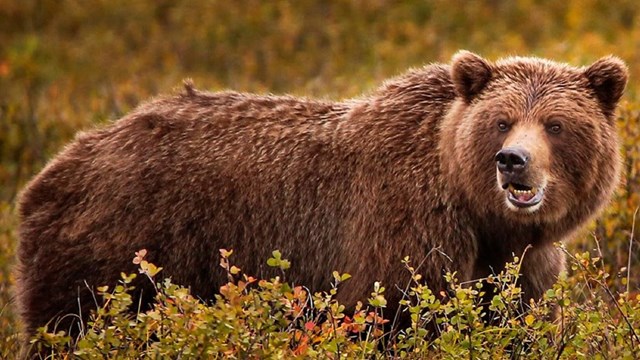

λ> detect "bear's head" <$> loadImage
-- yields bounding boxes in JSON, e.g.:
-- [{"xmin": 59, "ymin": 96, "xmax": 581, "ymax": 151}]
[{"xmin": 445, "ymin": 51, "xmax": 627, "ymax": 227}]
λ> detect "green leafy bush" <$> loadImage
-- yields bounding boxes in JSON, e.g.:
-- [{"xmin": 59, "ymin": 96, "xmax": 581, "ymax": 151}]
[{"xmin": 28, "ymin": 246, "xmax": 640, "ymax": 359}]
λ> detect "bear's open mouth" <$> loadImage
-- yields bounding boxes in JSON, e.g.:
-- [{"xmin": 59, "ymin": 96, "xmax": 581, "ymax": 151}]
[{"xmin": 503, "ymin": 182, "xmax": 544, "ymax": 208}]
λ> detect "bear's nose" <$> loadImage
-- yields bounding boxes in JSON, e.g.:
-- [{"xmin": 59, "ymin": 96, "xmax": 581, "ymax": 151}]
[{"xmin": 495, "ymin": 147, "xmax": 530, "ymax": 174}]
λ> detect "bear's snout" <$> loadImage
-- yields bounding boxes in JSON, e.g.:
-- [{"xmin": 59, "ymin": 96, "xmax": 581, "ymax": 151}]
[
  {"xmin": 495, "ymin": 146, "xmax": 529, "ymax": 175},
  {"xmin": 495, "ymin": 146, "xmax": 546, "ymax": 210}
]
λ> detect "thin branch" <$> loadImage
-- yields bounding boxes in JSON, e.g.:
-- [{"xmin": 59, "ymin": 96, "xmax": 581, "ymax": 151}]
[
  {"xmin": 627, "ymin": 207, "xmax": 639, "ymax": 294},
  {"xmin": 598, "ymin": 278, "xmax": 640, "ymax": 347}
]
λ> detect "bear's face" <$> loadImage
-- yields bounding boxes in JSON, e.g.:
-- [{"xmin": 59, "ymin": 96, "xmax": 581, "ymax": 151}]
[{"xmin": 447, "ymin": 52, "xmax": 627, "ymax": 225}]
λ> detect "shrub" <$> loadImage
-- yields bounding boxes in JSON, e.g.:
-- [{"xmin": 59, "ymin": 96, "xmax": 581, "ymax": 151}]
[{"xmin": 29, "ymin": 244, "xmax": 640, "ymax": 359}]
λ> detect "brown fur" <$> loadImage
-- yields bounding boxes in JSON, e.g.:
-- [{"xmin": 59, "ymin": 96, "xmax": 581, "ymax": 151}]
[{"xmin": 15, "ymin": 52, "xmax": 627, "ymax": 341}]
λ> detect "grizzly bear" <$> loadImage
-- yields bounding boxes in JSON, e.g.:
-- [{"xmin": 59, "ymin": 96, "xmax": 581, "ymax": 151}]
[{"xmin": 16, "ymin": 51, "xmax": 626, "ymax": 341}]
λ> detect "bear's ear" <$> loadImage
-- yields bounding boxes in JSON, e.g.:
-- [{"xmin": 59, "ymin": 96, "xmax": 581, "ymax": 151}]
[
  {"xmin": 584, "ymin": 56, "xmax": 628, "ymax": 116},
  {"xmin": 451, "ymin": 50, "xmax": 493, "ymax": 103}
]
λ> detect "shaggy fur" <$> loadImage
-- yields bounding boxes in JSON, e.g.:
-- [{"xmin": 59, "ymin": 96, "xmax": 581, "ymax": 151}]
[{"xmin": 16, "ymin": 52, "xmax": 627, "ymax": 341}]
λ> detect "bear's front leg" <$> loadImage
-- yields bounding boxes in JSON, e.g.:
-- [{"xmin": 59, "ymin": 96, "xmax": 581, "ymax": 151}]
[{"xmin": 518, "ymin": 243, "xmax": 566, "ymax": 307}]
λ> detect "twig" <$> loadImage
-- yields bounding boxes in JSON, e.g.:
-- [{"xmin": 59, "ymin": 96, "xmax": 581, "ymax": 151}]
[
  {"xmin": 627, "ymin": 207, "xmax": 639, "ymax": 294},
  {"xmin": 598, "ymin": 278, "xmax": 640, "ymax": 347}
]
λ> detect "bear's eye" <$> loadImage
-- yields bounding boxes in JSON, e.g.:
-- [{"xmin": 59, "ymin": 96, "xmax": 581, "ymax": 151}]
[
  {"xmin": 547, "ymin": 123, "xmax": 562, "ymax": 134},
  {"xmin": 497, "ymin": 121, "xmax": 510, "ymax": 132}
]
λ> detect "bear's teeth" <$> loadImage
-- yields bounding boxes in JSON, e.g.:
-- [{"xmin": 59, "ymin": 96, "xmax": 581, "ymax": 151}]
[{"xmin": 507, "ymin": 184, "xmax": 537, "ymax": 196}]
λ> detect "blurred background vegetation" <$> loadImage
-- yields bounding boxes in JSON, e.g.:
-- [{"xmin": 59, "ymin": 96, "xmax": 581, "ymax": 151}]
[{"xmin": 2, "ymin": 0, "xmax": 640, "ymax": 354}]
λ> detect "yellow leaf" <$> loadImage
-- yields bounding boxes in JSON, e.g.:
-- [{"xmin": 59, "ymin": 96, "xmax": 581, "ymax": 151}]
[{"xmin": 525, "ymin": 314, "xmax": 535, "ymax": 326}]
